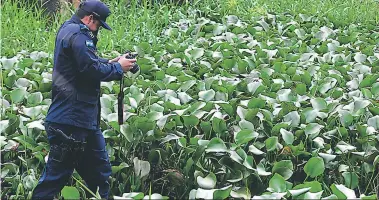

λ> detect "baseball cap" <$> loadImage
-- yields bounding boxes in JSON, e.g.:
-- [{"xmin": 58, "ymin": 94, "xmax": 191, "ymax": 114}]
[{"xmin": 79, "ymin": 0, "xmax": 112, "ymax": 30}]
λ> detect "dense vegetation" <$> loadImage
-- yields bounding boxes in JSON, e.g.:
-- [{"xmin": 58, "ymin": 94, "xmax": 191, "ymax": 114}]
[{"xmin": 1, "ymin": 0, "xmax": 379, "ymax": 199}]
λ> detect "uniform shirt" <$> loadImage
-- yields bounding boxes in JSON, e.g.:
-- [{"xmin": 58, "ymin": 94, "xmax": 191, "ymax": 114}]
[{"xmin": 45, "ymin": 15, "xmax": 123, "ymax": 130}]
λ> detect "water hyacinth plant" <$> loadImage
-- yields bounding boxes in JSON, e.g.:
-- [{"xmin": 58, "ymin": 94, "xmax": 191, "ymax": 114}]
[{"xmin": 1, "ymin": 0, "xmax": 379, "ymax": 199}]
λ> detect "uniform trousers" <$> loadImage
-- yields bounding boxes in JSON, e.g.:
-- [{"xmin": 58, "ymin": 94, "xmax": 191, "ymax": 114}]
[{"xmin": 32, "ymin": 121, "xmax": 111, "ymax": 199}]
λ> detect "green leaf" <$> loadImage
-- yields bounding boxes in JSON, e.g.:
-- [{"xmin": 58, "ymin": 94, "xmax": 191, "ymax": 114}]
[
  {"xmin": 339, "ymin": 110, "xmax": 353, "ymax": 127},
  {"xmin": 214, "ymin": 185, "xmax": 232, "ymax": 200},
  {"xmin": 179, "ymin": 80, "xmax": 197, "ymax": 92},
  {"xmin": 61, "ymin": 186, "xmax": 80, "ymax": 199},
  {"xmin": 212, "ymin": 117, "xmax": 227, "ymax": 134},
  {"xmin": 27, "ymin": 92, "xmax": 43, "ymax": 106},
  {"xmin": 342, "ymin": 172, "xmax": 359, "ymax": 189},
  {"xmin": 367, "ymin": 115, "xmax": 379, "ymax": 129},
  {"xmin": 289, "ymin": 187, "xmax": 311, "ymax": 197},
  {"xmin": 133, "ymin": 157, "xmax": 150, "ymax": 178},
  {"xmin": 197, "ymin": 172, "xmax": 216, "ymax": 189},
  {"xmin": 10, "ymin": 87, "xmax": 27, "ymax": 103},
  {"xmin": 304, "ymin": 123, "xmax": 324, "ymax": 139},
  {"xmin": 112, "ymin": 162, "xmax": 129, "ymax": 174},
  {"xmin": 311, "ymin": 98, "xmax": 327, "ymax": 110},
  {"xmin": 265, "ymin": 136, "xmax": 279, "ymax": 152},
  {"xmin": 272, "ymin": 160, "xmax": 294, "ymax": 180},
  {"xmin": 292, "ymin": 181, "xmax": 322, "ymax": 192},
  {"xmin": 230, "ymin": 187, "xmax": 251, "ymax": 199},
  {"xmin": 182, "ymin": 115, "xmax": 199, "ymax": 127},
  {"xmin": 234, "ymin": 129, "xmax": 257, "ymax": 145},
  {"xmin": 280, "ymin": 129, "xmax": 294, "ymax": 145},
  {"xmin": 189, "ymin": 48, "xmax": 204, "ymax": 60},
  {"xmin": 248, "ymin": 98, "xmax": 265, "ymax": 109},
  {"xmin": 269, "ymin": 173, "xmax": 286, "ymax": 192},
  {"xmin": 296, "ymin": 83, "xmax": 307, "ymax": 95},
  {"xmin": 331, "ymin": 184, "xmax": 356, "ymax": 199},
  {"xmin": 219, "ymin": 103, "xmax": 234, "ymax": 116},
  {"xmin": 359, "ymin": 74, "xmax": 379, "ymax": 88},
  {"xmin": 120, "ymin": 124, "xmax": 133, "ymax": 142},
  {"xmin": 205, "ymin": 138, "xmax": 228, "ymax": 153},
  {"xmin": 304, "ymin": 157, "xmax": 325, "ymax": 178},
  {"xmin": 199, "ymin": 89, "xmax": 215, "ymax": 102},
  {"xmin": 221, "ymin": 59, "xmax": 236, "ymax": 70},
  {"xmin": 304, "ymin": 191, "xmax": 323, "ymax": 199}
]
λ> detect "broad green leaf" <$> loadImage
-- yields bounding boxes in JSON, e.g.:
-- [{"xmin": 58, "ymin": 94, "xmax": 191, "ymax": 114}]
[
  {"xmin": 322, "ymin": 194, "xmax": 338, "ymax": 200},
  {"xmin": 197, "ymin": 172, "xmax": 216, "ymax": 189},
  {"xmin": 61, "ymin": 186, "xmax": 80, "ymax": 199},
  {"xmin": 10, "ymin": 87, "xmax": 27, "ymax": 103},
  {"xmin": 199, "ymin": 89, "xmax": 215, "ymax": 102},
  {"xmin": 212, "ymin": 117, "xmax": 227, "ymax": 134},
  {"xmin": 304, "ymin": 191, "xmax": 323, "ymax": 199},
  {"xmin": 205, "ymin": 138, "xmax": 228, "ymax": 153},
  {"xmin": 257, "ymin": 161, "xmax": 272, "ymax": 176},
  {"xmin": 182, "ymin": 115, "xmax": 199, "ymax": 127},
  {"xmin": 342, "ymin": 172, "xmax": 359, "ymax": 189},
  {"xmin": 339, "ymin": 110, "xmax": 353, "ymax": 127},
  {"xmin": 248, "ymin": 98, "xmax": 265, "ymax": 109},
  {"xmin": 292, "ymin": 181, "xmax": 322, "ymax": 193},
  {"xmin": 284, "ymin": 111, "xmax": 300, "ymax": 127},
  {"xmin": 367, "ymin": 115, "xmax": 379, "ymax": 129},
  {"xmin": 235, "ymin": 129, "xmax": 258, "ymax": 145},
  {"xmin": 336, "ymin": 141, "xmax": 356, "ymax": 153},
  {"xmin": 289, "ymin": 187, "xmax": 311, "ymax": 197},
  {"xmin": 269, "ymin": 173, "xmax": 286, "ymax": 193},
  {"xmin": 272, "ymin": 160, "xmax": 294, "ymax": 180},
  {"xmin": 239, "ymin": 120, "xmax": 255, "ymax": 130},
  {"xmin": 120, "ymin": 124, "xmax": 133, "ymax": 142},
  {"xmin": 189, "ymin": 48, "xmax": 204, "ymax": 60},
  {"xmin": 331, "ymin": 184, "xmax": 356, "ymax": 199},
  {"xmin": 179, "ymin": 80, "xmax": 197, "ymax": 92},
  {"xmin": 133, "ymin": 157, "xmax": 150, "ymax": 178},
  {"xmin": 112, "ymin": 162, "xmax": 129, "ymax": 174},
  {"xmin": 280, "ymin": 129, "xmax": 294, "ymax": 145},
  {"xmin": 227, "ymin": 169, "xmax": 243, "ymax": 182},
  {"xmin": 27, "ymin": 92, "xmax": 43, "ymax": 106},
  {"xmin": 311, "ymin": 98, "xmax": 327, "ymax": 110},
  {"xmin": 249, "ymin": 144, "xmax": 265, "ymax": 155},
  {"xmin": 230, "ymin": 187, "xmax": 251, "ymax": 199},
  {"xmin": 214, "ymin": 185, "xmax": 232, "ymax": 200},
  {"xmin": 143, "ymin": 194, "xmax": 168, "ymax": 200},
  {"xmin": 304, "ymin": 123, "xmax": 324, "ymax": 139},
  {"xmin": 304, "ymin": 157, "xmax": 325, "ymax": 178},
  {"xmin": 195, "ymin": 188, "xmax": 214, "ymax": 199},
  {"xmin": 265, "ymin": 136, "xmax": 279, "ymax": 151}
]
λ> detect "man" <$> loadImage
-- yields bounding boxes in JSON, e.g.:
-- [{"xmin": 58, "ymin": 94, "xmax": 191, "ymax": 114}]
[{"xmin": 32, "ymin": 0, "xmax": 136, "ymax": 199}]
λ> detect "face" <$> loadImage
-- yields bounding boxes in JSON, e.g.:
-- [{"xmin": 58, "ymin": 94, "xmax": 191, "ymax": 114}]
[{"xmin": 84, "ymin": 15, "xmax": 101, "ymax": 32}]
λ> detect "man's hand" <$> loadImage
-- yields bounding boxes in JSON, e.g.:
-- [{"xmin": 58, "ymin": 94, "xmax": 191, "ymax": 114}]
[
  {"xmin": 108, "ymin": 56, "xmax": 122, "ymax": 63},
  {"xmin": 117, "ymin": 53, "xmax": 137, "ymax": 72}
]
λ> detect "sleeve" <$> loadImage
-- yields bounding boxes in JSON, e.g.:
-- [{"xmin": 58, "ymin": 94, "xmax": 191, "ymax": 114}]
[
  {"xmin": 98, "ymin": 57, "xmax": 109, "ymax": 63},
  {"xmin": 71, "ymin": 33, "xmax": 123, "ymax": 82}
]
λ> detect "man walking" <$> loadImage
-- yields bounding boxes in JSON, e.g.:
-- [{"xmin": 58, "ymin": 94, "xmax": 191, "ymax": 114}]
[{"xmin": 32, "ymin": 0, "xmax": 136, "ymax": 199}]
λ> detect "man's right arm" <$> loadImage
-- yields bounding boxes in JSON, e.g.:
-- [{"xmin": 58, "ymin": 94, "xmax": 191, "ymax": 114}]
[{"xmin": 71, "ymin": 33, "xmax": 123, "ymax": 81}]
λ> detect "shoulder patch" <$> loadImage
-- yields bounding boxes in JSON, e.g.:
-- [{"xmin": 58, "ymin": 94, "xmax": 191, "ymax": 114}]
[{"xmin": 86, "ymin": 40, "xmax": 95, "ymax": 48}]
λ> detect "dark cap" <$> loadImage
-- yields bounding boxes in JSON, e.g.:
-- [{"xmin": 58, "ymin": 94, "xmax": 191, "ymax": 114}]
[{"xmin": 79, "ymin": 0, "xmax": 112, "ymax": 30}]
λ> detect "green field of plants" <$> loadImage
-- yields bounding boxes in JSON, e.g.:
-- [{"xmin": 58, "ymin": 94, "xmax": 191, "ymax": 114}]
[{"xmin": 1, "ymin": 0, "xmax": 379, "ymax": 199}]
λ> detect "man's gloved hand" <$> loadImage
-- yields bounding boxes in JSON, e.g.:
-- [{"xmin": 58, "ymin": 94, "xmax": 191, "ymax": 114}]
[{"xmin": 117, "ymin": 53, "xmax": 137, "ymax": 72}]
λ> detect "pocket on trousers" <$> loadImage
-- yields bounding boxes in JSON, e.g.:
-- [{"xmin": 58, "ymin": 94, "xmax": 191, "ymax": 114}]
[{"xmin": 49, "ymin": 144, "xmax": 65, "ymax": 163}]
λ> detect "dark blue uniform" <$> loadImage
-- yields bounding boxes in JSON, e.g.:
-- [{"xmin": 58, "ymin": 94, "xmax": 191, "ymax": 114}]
[{"xmin": 32, "ymin": 11, "xmax": 122, "ymax": 199}]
